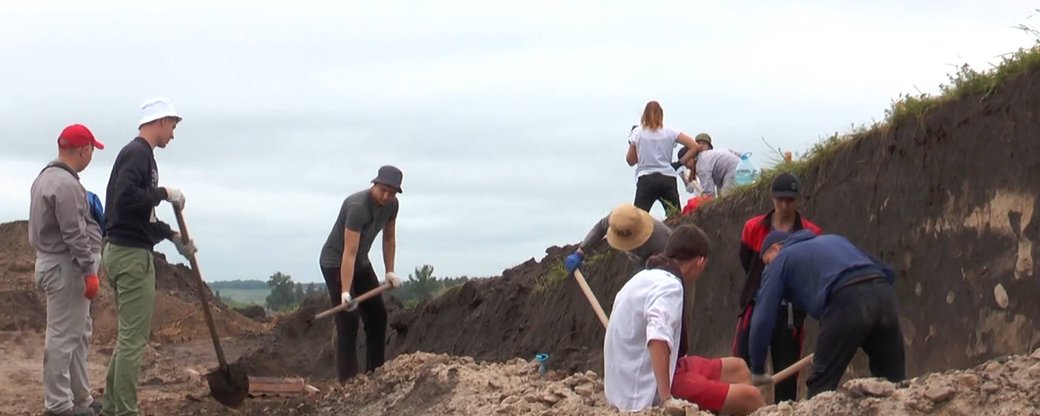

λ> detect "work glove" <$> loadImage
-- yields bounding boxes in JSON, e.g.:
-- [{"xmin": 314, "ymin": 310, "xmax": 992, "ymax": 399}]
[
  {"xmin": 83, "ymin": 274, "xmax": 99, "ymax": 300},
  {"xmin": 564, "ymin": 251, "xmax": 584, "ymax": 274},
  {"xmin": 172, "ymin": 236, "xmax": 197, "ymax": 258},
  {"xmin": 163, "ymin": 187, "xmax": 185, "ymax": 210},
  {"xmin": 751, "ymin": 373, "xmax": 773, "ymax": 386},
  {"xmin": 385, "ymin": 271, "xmax": 402, "ymax": 289},
  {"xmin": 341, "ymin": 292, "xmax": 358, "ymax": 312}
]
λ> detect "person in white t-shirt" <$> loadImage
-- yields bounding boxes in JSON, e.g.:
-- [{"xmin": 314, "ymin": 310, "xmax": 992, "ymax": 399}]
[
  {"xmin": 625, "ymin": 101, "xmax": 700, "ymax": 213},
  {"xmin": 604, "ymin": 224, "xmax": 765, "ymax": 415}
]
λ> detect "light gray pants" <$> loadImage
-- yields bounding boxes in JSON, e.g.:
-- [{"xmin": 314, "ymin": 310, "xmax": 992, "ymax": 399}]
[{"xmin": 35, "ymin": 252, "xmax": 97, "ymax": 414}]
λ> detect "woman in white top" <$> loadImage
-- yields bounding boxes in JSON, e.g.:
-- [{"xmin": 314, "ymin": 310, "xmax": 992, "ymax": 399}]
[{"xmin": 626, "ymin": 101, "xmax": 700, "ymax": 213}]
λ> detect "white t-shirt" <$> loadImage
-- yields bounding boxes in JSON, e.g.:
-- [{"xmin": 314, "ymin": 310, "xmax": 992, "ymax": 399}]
[
  {"xmin": 629, "ymin": 125, "xmax": 681, "ymax": 179},
  {"xmin": 604, "ymin": 269, "xmax": 684, "ymax": 411}
]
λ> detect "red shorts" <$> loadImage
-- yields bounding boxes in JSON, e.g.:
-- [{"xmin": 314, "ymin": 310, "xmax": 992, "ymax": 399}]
[{"xmin": 671, "ymin": 356, "xmax": 729, "ymax": 412}]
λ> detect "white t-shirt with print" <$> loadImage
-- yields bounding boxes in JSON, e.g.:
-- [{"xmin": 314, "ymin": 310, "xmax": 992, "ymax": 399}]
[
  {"xmin": 604, "ymin": 268, "xmax": 684, "ymax": 412},
  {"xmin": 629, "ymin": 125, "xmax": 681, "ymax": 179}
]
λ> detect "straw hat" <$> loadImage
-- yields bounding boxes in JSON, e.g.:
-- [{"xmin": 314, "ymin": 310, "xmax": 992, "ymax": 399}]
[{"xmin": 606, "ymin": 204, "xmax": 654, "ymax": 252}]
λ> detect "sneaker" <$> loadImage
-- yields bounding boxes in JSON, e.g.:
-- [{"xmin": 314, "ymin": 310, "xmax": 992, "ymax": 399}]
[{"xmin": 42, "ymin": 406, "xmax": 94, "ymax": 416}]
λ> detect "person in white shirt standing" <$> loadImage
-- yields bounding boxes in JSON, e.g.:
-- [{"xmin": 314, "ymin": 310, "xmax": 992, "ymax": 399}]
[
  {"xmin": 625, "ymin": 101, "xmax": 700, "ymax": 213},
  {"xmin": 604, "ymin": 224, "xmax": 764, "ymax": 415}
]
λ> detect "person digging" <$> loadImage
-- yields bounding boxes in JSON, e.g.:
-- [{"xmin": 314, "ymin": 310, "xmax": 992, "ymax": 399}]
[
  {"xmin": 732, "ymin": 172, "xmax": 821, "ymax": 403},
  {"xmin": 603, "ymin": 224, "xmax": 765, "ymax": 415},
  {"xmin": 749, "ymin": 230, "xmax": 906, "ymax": 397},
  {"xmin": 564, "ymin": 203, "xmax": 671, "ymax": 275},
  {"xmin": 318, "ymin": 165, "xmax": 404, "ymax": 382}
]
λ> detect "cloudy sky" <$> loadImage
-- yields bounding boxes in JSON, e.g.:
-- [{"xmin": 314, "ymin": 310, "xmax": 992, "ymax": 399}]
[{"xmin": 1, "ymin": 1, "xmax": 1036, "ymax": 283}]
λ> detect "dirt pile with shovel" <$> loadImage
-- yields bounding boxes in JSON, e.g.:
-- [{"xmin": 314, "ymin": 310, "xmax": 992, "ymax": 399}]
[{"xmin": 752, "ymin": 348, "xmax": 1040, "ymax": 415}]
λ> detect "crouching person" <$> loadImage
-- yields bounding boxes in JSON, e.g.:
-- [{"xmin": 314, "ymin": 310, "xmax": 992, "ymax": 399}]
[{"xmin": 604, "ymin": 224, "xmax": 764, "ymax": 415}]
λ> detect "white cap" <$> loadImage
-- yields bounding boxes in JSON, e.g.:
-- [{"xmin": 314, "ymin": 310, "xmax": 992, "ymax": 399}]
[{"xmin": 138, "ymin": 98, "xmax": 182, "ymax": 127}]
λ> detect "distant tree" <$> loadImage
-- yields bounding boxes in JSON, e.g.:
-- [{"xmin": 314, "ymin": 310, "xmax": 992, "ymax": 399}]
[
  {"xmin": 293, "ymin": 283, "xmax": 305, "ymax": 304},
  {"xmin": 265, "ymin": 272, "xmax": 297, "ymax": 311},
  {"xmin": 410, "ymin": 265, "xmax": 439, "ymax": 298}
]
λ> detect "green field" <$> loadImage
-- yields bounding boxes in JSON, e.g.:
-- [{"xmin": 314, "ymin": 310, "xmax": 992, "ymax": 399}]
[{"xmin": 213, "ymin": 288, "xmax": 269, "ymax": 306}]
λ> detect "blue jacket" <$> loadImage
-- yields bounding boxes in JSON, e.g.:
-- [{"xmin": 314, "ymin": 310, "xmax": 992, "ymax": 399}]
[{"xmin": 748, "ymin": 230, "xmax": 894, "ymax": 373}]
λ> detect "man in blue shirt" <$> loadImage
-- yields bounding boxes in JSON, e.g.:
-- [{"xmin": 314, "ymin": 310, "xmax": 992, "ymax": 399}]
[{"xmin": 749, "ymin": 230, "xmax": 905, "ymax": 397}]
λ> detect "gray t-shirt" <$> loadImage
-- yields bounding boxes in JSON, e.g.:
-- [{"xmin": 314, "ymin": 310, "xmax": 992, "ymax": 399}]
[
  {"xmin": 580, "ymin": 215, "xmax": 673, "ymax": 265},
  {"xmin": 695, "ymin": 149, "xmax": 740, "ymax": 197},
  {"xmin": 319, "ymin": 189, "xmax": 399, "ymax": 268}
]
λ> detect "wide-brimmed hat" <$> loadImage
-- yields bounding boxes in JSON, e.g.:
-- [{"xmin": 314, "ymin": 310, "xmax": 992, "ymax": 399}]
[
  {"xmin": 138, "ymin": 98, "xmax": 182, "ymax": 127},
  {"xmin": 606, "ymin": 204, "xmax": 654, "ymax": 252},
  {"xmin": 371, "ymin": 165, "xmax": 403, "ymax": 193}
]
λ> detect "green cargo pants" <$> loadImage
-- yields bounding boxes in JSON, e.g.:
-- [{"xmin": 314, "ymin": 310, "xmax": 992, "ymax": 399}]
[{"xmin": 101, "ymin": 243, "xmax": 155, "ymax": 416}]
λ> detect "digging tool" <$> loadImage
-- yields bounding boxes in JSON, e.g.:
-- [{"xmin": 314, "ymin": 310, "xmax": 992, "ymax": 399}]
[
  {"xmin": 173, "ymin": 207, "xmax": 250, "ymax": 408},
  {"xmin": 313, "ymin": 283, "xmax": 391, "ymax": 320},
  {"xmin": 753, "ymin": 353, "xmax": 814, "ymax": 386},
  {"xmin": 573, "ymin": 269, "xmax": 609, "ymax": 328}
]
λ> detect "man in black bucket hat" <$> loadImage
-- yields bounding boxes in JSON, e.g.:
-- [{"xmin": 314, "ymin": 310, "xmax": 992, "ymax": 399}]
[{"xmin": 319, "ymin": 165, "xmax": 404, "ymax": 382}]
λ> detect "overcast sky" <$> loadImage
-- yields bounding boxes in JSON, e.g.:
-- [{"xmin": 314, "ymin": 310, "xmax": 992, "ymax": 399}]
[{"xmin": 1, "ymin": 1, "xmax": 1036, "ymax": 283}]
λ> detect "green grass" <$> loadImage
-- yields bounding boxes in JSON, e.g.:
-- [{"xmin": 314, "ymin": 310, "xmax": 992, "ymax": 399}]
[
  {"xmin": 723, "ymin": 39, "xmax": 1040, "ymax": 201},
  {"xmin": 535, "ymin": 262, "xmax": 569, "ymax": 293},
  {"xmin": 214, "ymin": 288, "xmax": 269, "ymax": 306}
]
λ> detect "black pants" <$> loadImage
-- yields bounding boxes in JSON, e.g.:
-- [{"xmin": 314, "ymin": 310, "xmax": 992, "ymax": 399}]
[
  {"xmin": 633, "ymin": 173, "xmax": 680, "ymax": 213},
  {"xmin": 321, "ymin": 263, "xmax": 388, "ymax": 382},
  {"xmin": 808, "ymin": 278, "xmax": 905, "ymax": 397},
  {"xmin": 732, "ymin": 302, "xmax": 806, "ymax": 403}
]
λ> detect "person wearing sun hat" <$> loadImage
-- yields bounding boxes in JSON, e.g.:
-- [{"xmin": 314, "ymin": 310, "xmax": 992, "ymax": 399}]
[
  {"xmin": 102, "ymin": 98, "xmax": 196, "ymax": 416},
  {"xmin": 29, "ymin": 124, "xmax": 106, "ymax": 416},
  {"xmin": 565, "ymin": 203, "xmax": 673, "ymax": 275},
  {"xmin": 319, "ymin": 165, "xmax": 405, "ymax": 382}
]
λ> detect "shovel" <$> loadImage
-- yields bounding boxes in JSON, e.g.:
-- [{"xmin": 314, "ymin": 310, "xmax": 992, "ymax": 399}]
[
  {"xmin": 573, "ymin": 269, "xmax": 609, "ymax": 328},
  {"xmin": 173, "ymin": 207, "xmax": 249, "ymax": 408},
  {"xmin": 753, "ymin": 353, "xmax": 814, "ymax": 386},
  {"xmin": 313, "ymin": 283, "xmax": 391, "ymax": 320}
]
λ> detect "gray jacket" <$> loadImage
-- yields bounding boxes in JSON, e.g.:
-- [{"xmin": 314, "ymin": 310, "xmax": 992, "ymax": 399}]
[{"xmin": 28, "ymin": 162, "xmax": 103, "ymax": 275}]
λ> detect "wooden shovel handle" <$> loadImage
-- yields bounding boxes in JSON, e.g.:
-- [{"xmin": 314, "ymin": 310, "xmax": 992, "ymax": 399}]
[
  {"xmin": 574, "ymin": 269, "xmax": 609, "ymax": 328},
  {"xmin": 772, "ymin": 353, "xmax": 813, "ymax": 384},
  {"xmin": 314, "ymin": 283, "xmax": 391, "ymax": 320}
]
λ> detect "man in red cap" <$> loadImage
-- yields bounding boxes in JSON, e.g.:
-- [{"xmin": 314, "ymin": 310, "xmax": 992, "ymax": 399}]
[{"xmin": 28, "ymin": 124, "xmax": 106, "ymax": 416}]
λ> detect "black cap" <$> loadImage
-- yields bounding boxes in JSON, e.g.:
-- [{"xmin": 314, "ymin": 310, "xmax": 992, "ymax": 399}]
[
  {"xmin": 371, "ymin": 165, "xmax": 403, "ymax": 193},
  {"xmin": 760, "ymin": 230, "xmax": 791, "ymax": 254},
  {"xmin": 771, "ymin": 172, "xmax": 801, "ymax": 198}
]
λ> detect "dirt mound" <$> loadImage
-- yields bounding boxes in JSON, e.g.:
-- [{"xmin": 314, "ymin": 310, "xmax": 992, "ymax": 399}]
[
  {"xmin": 752, "ymin": 349, "xmax": 1040, "ymax": 415},
  {"xmin": 0, "ymin": 220, "xmax": 264, "ymax": 344},
  {"xmin": 343, "ymin": 65, "xmax": 1040, "ymax": 385},
  {"xmin": 0, "ymin": 221, "xmax": 45, "ymax": 331}
]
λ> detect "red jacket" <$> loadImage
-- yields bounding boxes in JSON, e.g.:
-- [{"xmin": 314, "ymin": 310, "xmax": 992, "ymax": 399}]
[{"xmin": 737, "ymin": 210, "xmax": 821, "ymax": 308}]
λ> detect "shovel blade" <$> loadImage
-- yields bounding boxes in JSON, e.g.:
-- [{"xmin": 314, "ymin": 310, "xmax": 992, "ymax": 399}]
[{"xmin": 206, "ymin": 362, "xmax": 250, "ymax": 408}]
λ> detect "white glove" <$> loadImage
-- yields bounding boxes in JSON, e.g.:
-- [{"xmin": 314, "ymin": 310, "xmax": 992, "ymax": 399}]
[
  {"xmin": 164, "ymin": 187, "xmax": 185, "ymax": 210},
  {"xmin": 341, "ymin": 292, "xmax": 358, "ymax": 312},
  {"xmin": 170, "ymin": 233, "xmax": 197, "ymax": 258},
  {"xmin": 385, "ymin": 271, "xmax": 402, "ymax": 289}
]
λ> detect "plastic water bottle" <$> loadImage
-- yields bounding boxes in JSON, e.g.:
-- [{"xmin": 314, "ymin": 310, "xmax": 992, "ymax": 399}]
[{"xmin": 735, "ymin": 152, "xmax": 757, "ymax": 186}]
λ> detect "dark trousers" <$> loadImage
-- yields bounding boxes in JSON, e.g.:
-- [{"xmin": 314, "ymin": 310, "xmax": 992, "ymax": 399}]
[
  {"xmin": 807, "ymin": 278, "xmax": 905, "ymax": 397},
  {"xmin": 321, "ymin": 263, "xmax": 388, "ymax": 382},
  {"xmin": 633, "ymin": 173, "xmax": 681, "ymax": 213},
  {"xmin": 732, "ymin": 302, "xmax": 806, "ymax": 403}
]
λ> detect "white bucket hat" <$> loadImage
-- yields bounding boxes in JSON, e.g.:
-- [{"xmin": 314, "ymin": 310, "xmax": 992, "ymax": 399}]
[{"xmin": 138, "ymin": 98, "xmax": 182, "ymax": 127}]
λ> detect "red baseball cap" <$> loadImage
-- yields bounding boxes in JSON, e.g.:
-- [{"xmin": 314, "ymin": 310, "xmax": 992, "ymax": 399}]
[{"xmin": 58, "ymin": 124, "xmax": 105, "ymax": 150}]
